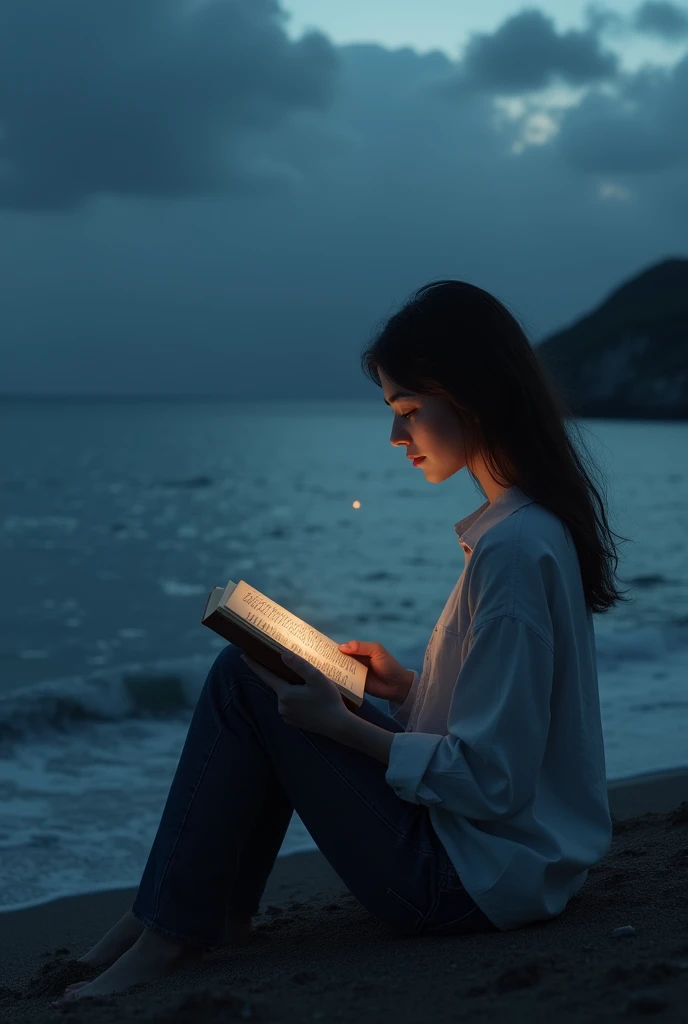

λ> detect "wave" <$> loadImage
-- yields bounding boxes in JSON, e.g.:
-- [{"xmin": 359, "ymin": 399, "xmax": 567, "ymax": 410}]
[
  {"xmin": 0, "ymin": 654, "xmax": 213, "ymax": 745},
  {"xmin": 593, "ymin": 621, "xmax": 688, "ymax": 667},
  {"xmin": 2, "ymin": 624, "xmax": 688, "ymax": 746}
]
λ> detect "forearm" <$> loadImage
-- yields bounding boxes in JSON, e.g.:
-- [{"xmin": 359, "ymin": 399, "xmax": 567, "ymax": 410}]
[
  {"xmin": 330, "ymin": 713, "xmax": 396, "ymax": 765},
  {"xmin": 397, "ymin": 668, "xmax": 417, "ymax": 703}
]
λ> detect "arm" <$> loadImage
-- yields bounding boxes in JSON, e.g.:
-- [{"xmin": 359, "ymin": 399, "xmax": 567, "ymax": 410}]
[
  {"xmin": 330, "ymin": 715, "xmax": 396, "ymax": 765},
  {"xmin": 385, "ymin": 614, "xmax": 553, "ymax": 819},
  {"xmin": 387, "ymin": 670, "xmax": 420, "ymax": 727}
]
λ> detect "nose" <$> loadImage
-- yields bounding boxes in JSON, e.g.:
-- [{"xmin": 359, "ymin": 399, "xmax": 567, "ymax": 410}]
[{"xmin": 389, "ymin": 418, "xmax": 410, "ymax": 447}]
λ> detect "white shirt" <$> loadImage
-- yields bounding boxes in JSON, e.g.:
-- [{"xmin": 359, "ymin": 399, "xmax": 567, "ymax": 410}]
[{"xmin": 385, "ymin": 485, "xmax": 613, "ymax": 931}]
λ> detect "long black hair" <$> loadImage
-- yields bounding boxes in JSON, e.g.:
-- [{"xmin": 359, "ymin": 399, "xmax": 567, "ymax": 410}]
[{"xmin": 362, "ymin": 279, "xmax": 631, "ymax": 614}]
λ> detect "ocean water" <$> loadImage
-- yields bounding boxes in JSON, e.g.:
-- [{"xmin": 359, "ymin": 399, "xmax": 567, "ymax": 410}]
[{"xmin": 1, "ymin": 398, "xmax": 687, "ymax": 913}]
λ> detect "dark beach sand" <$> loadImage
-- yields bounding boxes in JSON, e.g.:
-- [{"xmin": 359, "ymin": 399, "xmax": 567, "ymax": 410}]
[{"xmin": 1, "ymin": 771, "xmax": 687, "ymax": 1024}]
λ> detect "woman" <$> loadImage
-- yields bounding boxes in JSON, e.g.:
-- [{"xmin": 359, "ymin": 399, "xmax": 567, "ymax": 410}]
[{"xmin": 55, "ymin": 279, "xmax": 629, "ymax": 1004}]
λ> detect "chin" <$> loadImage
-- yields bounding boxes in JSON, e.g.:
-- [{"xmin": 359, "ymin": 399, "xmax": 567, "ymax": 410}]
[{"xmin": 424, "ymin": 463, "xmax": 464, "ymax": 484}]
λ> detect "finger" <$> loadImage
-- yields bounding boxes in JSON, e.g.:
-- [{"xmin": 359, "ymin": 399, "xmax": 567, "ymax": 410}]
[
  {"xmin": 338, "ymin": 640, "xmax": 380, "ymax": 656},
  {"xmin": 283, "ymin": 653, "xmax": 338, "ymax": 693},
  {"xmin": 277, "ymin": 698, "xmax": 297, "ymax": 721},
  {"xmin": 280, "ymin": 650, "xmax": 315, "ymax": 681}
]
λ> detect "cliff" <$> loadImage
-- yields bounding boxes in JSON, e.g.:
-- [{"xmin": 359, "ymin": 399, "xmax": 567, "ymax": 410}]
[{"xmin": 536, "ymin": 257, "xmax": 688, "ymax": 420}]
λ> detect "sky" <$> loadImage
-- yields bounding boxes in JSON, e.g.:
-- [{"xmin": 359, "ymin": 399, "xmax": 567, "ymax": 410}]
[
  {"xmin": 285, "ymin": 0, "xmax": 680, "ymax": 69},
  {"xmin": 1, "ymin": 0, "xmax": 687, "ymax": 397}
]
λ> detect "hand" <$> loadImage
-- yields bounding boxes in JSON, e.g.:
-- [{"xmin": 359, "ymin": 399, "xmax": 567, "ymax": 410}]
[
  {"xmin": 338, "ymin": 640, "xmax": 414, "ymax": 704},
  {"xmin": 241, "ymin": 650, "xmax": 352, "ymax": 738}
]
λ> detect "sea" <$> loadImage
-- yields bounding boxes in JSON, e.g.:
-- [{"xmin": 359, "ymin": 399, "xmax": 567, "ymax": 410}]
[{"xmin": 1, "ymin": 398, "xmax": 687, "ymax": 913}]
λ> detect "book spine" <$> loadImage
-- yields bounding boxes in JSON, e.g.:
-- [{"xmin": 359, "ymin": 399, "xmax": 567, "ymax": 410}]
[
  {"xmin": 201, "ymin": 605, "xmax": 363, "ymax": 708},
  {"xmin": 202, "ymin": 607, "xmax": 305, "ymax": 684}
]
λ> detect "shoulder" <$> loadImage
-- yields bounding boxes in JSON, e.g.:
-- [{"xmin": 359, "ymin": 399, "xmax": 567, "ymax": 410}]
[
  {"xmin": 474, "ymin": 500, "xmax": 572, "ymax": 565},
  {"xmin": 465, "ymin": 502, "xmax": 574, "ymax": 638}
]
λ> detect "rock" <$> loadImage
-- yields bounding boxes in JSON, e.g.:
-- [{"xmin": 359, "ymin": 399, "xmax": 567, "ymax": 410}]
[{"xmin": 537, "ymin": 257, "xmax": 688, "ymax": 420}]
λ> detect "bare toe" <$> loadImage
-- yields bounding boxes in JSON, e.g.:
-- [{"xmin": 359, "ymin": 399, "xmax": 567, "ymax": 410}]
[{"xmin": 51, "ymin": 991, "xmax": 78, "ymax": 1008}]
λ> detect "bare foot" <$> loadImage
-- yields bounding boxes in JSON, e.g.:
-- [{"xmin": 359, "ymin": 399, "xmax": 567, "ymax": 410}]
[
  {"xmin": 78, "ymin": 909, "xmax": 145, "ymax": 967},
  {"xmin": 59, "ymin": 913, "xmax": 252, "ymax": 998},
  {"xmin": 51, "ymin": 927, "xmax": 203, "ymax": 1005},
  {"xmin": 62, "ymin": 982, "xmax": 89, "ymax": 996}
]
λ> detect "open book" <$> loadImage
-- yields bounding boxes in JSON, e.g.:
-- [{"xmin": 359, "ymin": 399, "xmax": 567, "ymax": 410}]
[{"xmin": 201, "ymin": 580, "xmax": 367, "ymax": 708}]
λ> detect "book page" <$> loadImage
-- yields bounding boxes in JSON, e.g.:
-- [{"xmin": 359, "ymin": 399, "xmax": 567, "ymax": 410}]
[{"xmin": 224, "ymin": 580, "xmax": 366, "ymax": 700}]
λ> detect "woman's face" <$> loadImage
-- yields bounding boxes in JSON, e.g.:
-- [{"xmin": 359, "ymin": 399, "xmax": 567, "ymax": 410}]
[{"xmin": 378, "ymin": 368, "xmax": 468, "ymax": 484}]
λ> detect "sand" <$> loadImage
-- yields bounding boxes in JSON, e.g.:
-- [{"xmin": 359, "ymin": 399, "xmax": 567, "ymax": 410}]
[{"xmin": 1, "ymin": 769, "xmax": 687, "ymax": 1024}]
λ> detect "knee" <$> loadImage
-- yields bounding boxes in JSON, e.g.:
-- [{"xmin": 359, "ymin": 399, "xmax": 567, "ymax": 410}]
[
  {"xmin": 208, "ymin": 644, "xmax": 271, "ymax": 696},
  {"xmin": 204, "ymin": 645, "xmax": 278, "ymax": 714},
  {"xmin": 209, "ymin": 643, "xmax": 246, "ymax": 685}
]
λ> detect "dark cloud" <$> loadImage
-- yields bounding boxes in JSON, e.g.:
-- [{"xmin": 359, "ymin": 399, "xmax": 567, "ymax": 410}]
[
  {"xmin": 581, "ymin": 3, "xmax": 628, "ymax": 37},
  {"xmin": 435, "ymin": 2, "xmax": 688, "ymax": 176},
  {"xmin": 553, "ymin": 55, "xmax": 688, "ymax": 172},
  {"xmin": 1, "ymin": 5, "xmax": 687, "ymax": 396},
  {"xmin": 446, "ymin": 8, "xmax": 619, "ymax": 96},
  {"xmin": 633, "ymin": 1, "xmax": 688, "ymax": 38},
  {"xmin": 0, "ymin": 0, "xmax": 338, "ymax": 210}
]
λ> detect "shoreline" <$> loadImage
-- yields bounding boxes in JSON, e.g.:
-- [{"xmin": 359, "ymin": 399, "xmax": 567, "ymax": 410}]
[
  {"xmin": 607, "ymin": 763, "xmax": 688, "ymax": 819},
  {"xmin": 1, "ymin": 766, "xmax": 687, "ymax": 1022},
  {"xmin": 3, "ymin": 764, "xmax": 687, "ymax": 917}
]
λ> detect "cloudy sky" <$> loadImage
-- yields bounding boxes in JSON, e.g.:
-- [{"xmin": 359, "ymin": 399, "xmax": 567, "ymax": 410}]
[{"xmin": 1, "ymin": 0, "xmax": 687, "ymax": 397}]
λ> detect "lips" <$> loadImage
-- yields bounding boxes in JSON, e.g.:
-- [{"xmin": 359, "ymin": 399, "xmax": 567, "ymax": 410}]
[{"xmin": 411, "ymin": 456, "xmax": 426, "ymax": 466}]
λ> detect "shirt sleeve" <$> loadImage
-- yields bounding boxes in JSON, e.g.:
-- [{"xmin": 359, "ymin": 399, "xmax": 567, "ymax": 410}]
[
  {"xmin": 385, "ymin": 614, "xmax": 553, "ymax": 820},
  {"xmin": 387, "ymin": 670, "xmax": 420, "ymax": 728}
]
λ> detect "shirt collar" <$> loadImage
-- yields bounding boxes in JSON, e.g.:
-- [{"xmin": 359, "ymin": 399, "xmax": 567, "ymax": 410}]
[{"xmin": 454, "ymin": 485, "xmax": 534, "ymax": 553}]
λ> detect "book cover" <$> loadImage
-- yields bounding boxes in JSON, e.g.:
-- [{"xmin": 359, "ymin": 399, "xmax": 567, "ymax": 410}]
[{"xmin": 201, "ymin": 582, "xmax": 367, "ymax": 708}]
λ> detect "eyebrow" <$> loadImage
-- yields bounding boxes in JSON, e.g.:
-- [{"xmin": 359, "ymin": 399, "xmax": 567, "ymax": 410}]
[{"xmin": 383, "ymin": 390, "xmax": 416, "ymax": 407}]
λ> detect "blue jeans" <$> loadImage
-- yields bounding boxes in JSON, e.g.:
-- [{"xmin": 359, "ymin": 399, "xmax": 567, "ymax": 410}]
[{"xmin": 131, "ymin": 644, "xmax": 497, "ymax": 946}]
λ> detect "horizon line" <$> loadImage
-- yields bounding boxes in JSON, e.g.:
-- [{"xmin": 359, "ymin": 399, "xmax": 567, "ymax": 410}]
[{"xmin": 0, "ymin": 392, "xmax": 381, "ymax": 401}]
